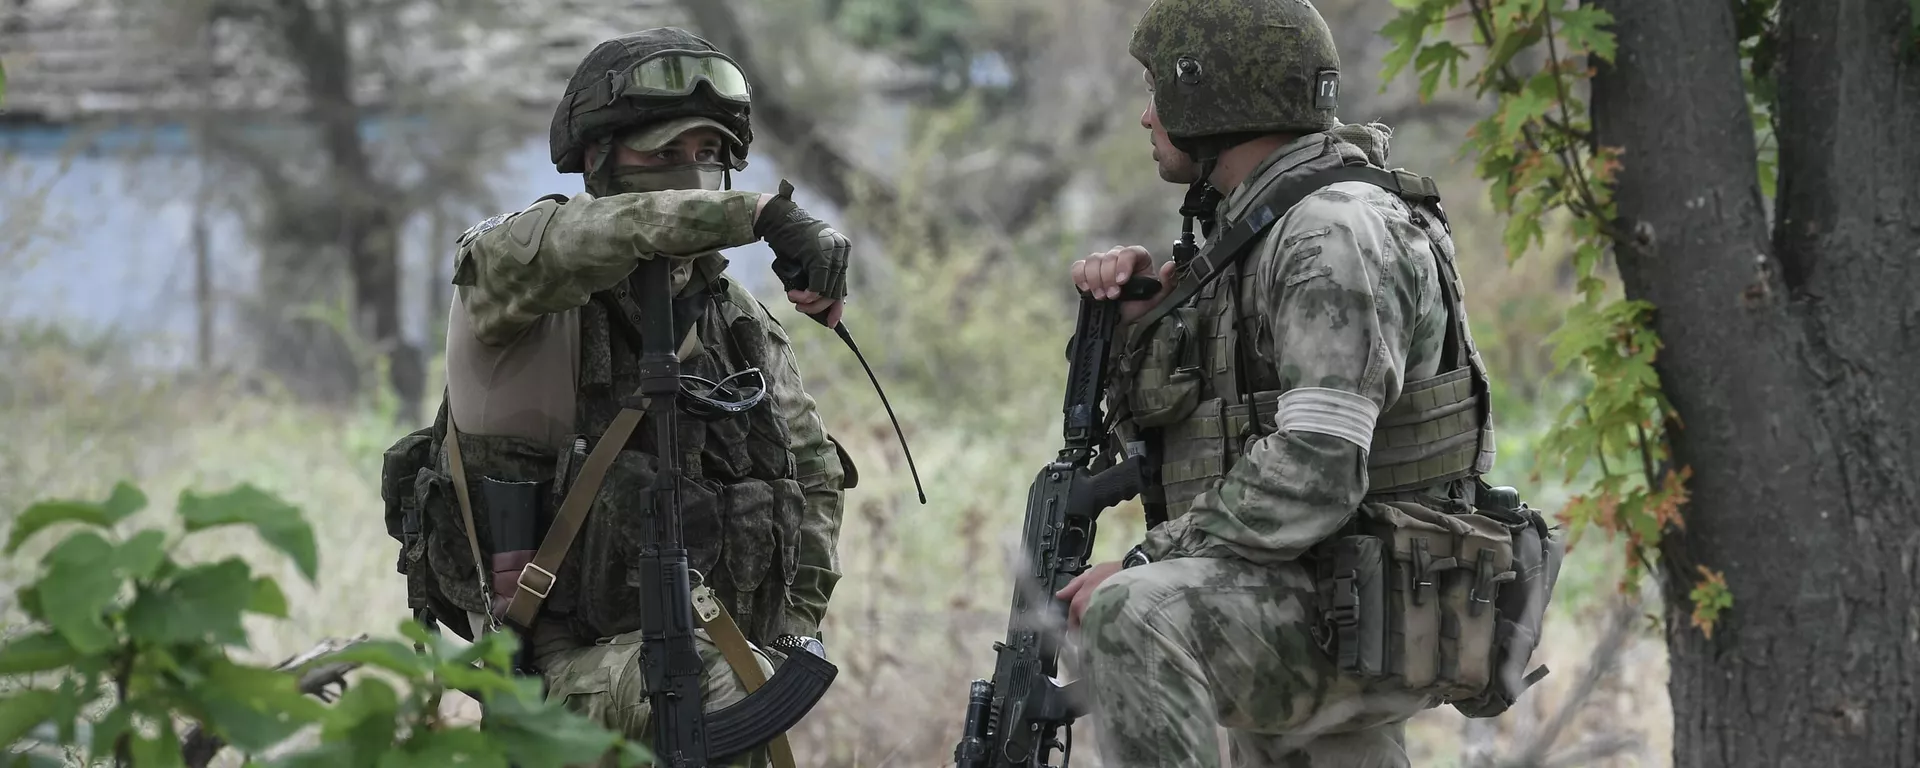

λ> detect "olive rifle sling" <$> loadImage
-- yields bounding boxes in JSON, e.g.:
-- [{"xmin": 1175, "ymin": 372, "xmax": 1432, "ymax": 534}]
[
  {"xmin": 692, "ymin": 586, "xmax": 798, "ymax": 768},
  {"xmin": 501, "ymin": 407, "xmax": 644, "ymax": 630}
]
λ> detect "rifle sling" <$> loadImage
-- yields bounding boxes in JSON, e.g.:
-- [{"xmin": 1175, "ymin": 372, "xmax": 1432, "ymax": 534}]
[
  {"xmin": 1128, "ymin": 164, "xmax": 1441, "ymax": 345},
  {"xmin": 503, "ymin": 405, "xmax": 646, "ymax": 630},
  {"xmin": 441, "ymin": 390, "xmax": 491, "ymax": 632},
  {"xmin": 694, "ymin": 590, "xmax": 798, "ymax": 768},
  {"xmin": 444, "ymin": 312, "xmax": 700, "ymax": 634}
]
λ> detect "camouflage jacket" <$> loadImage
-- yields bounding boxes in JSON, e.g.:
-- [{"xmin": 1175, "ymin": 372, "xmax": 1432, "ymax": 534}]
[
  {"xmin": 449, "ymin": 188, "xmax": 847, "ymax": 640},
  {"xmin": 1135, "ymin": 128, "xmax": 1453, "ymax": 565}
]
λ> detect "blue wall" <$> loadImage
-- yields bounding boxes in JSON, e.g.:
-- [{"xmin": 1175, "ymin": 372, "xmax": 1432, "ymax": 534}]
[{"xmin": 1, "ymin": 120, "xmax": 828, "ymax": 370}]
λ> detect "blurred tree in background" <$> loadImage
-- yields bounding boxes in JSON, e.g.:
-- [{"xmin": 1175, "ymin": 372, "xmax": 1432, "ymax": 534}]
[{"xmin": 0, "ymin": 0, "xmax": 1781, "ymax": 764}]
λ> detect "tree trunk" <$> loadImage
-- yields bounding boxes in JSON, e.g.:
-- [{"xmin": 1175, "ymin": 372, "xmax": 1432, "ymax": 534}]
[
  {"xmin": 287, "ymin": 0, "xmax": 420, "ymax": 419},
  {"xmin": 1590, "ymin": 0, "xmax": 1920, "ymax": 765}
]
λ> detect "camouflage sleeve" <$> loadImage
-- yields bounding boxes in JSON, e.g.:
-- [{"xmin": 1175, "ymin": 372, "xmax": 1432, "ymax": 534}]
[
  {"xmin": 1142, "ymin": 187, "xmax": 1425, "ymax": 564},
  {"xmin": 736, "ymin": 286, "xmax": 847, "ymax": 639},
  {"xmin": 453, "ymin": 190, "xmax": 763, "ymax": 346}
]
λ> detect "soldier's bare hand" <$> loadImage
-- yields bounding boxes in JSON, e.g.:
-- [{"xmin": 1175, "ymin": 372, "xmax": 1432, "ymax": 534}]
[
  {"xmin": 1056, "ymin": 560, "xmax": 1126, "ymax": 631},
  {"xmin": 1071, "ymin": 246, "xmax": 1177, "ymax": 324},
  {"xmin": 787, "ymin": 289, "xmax": 844, "ymax": 328}
]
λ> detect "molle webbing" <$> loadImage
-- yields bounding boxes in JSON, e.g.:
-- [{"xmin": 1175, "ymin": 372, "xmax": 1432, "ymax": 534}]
[
  {"xmin": 1152, "ymin": 367, "xmax": 1485, "ymax": 514},
  {"xmin": 1366, "ymin": 367, "xmax": 1482, "ymax": 494}
]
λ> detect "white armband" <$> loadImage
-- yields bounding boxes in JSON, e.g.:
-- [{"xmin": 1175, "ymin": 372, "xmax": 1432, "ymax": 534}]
[{"xmin": 1273, "ymin": 387, "xmax": 1380, "ymax": 452}]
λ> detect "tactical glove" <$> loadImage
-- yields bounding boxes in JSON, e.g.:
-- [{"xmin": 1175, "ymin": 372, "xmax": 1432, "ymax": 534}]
[{"xmin": 755, "ymin": 180, "xmax": 850, "ymax": 300}]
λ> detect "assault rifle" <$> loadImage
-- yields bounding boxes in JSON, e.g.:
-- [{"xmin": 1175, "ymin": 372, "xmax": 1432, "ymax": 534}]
[
  {"xmin": 630, "ymin": 256, "xmax": 838, "ymax": 766},
  {"xmin": 953, "ymin": 275, "xmax": 1163, "ymax": 768}
]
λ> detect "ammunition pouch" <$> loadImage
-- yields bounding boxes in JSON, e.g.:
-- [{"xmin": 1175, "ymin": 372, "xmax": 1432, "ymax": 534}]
[
  {"xmin": 1120, "ymin": 306, "xmax": 1205, "ymax": 428},
  {"xmin": 481, "ymin": 476, "xmax": 552, "ymax": 617},
  {"xmin": 1310, "ymin": 488, "xmax": 1563, "ymax": 711},
  {"xmin": 380, "ymin": 425, "xmax": 437, "ymax": 619}
]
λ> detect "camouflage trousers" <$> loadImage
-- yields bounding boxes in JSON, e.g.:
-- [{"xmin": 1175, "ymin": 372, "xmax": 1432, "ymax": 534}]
[
  {"xmin": 539, "ymin": 628, "xmax": 777, "ymax": 768},
  {"xmin": 1079, "ymin": 556, "xmax": 1433, "ymax": 767}
]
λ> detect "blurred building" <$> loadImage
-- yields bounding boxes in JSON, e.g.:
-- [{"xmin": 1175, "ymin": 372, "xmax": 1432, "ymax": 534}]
[{"xmin": 0, "ymin": 0, "xmax": 799, "ymax": 370}]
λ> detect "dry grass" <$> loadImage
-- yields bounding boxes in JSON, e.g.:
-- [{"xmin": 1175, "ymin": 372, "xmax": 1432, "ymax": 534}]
[{"xmin": 1, "ymin": 314, "xmax": 1674, "ymax": 767}]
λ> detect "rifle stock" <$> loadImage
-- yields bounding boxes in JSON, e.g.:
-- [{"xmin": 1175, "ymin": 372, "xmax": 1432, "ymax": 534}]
[{"xmin": 954, "ymin": 276, "xmax": 1161, "ymax": 768}]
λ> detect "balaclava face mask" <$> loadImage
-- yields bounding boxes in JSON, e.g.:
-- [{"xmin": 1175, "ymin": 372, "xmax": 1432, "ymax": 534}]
[{"xmin": 603, "ymin": 162, "xmax": 727, "ymax": 195}]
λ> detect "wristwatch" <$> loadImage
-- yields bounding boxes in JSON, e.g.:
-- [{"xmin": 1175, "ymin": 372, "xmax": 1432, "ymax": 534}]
[
  {"xmin": 1121, "ymin": 545, "xmax": 1152, "ymax": 569},
  {"xmin": 769, "ymin": 634, "xmax": 828, "ymax": 660}
]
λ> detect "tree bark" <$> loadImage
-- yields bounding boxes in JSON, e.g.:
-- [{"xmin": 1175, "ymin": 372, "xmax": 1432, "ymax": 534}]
[{"xmin": 1591, "ymin": 0, "xmax": 1920, "ymax": 765}]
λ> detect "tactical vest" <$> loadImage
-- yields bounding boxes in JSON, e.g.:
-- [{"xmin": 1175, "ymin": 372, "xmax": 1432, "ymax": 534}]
[
  {"xmin": 383, "ymin": 262, "xmax": 806, "ymax": 647},
  {"xmin": 1116, "ymin": 158, "xmax": 1496, "ymax": 517},
  {"xmin": 1111, "ymin": 154, "xmax": 1561, "ymax": 717}
]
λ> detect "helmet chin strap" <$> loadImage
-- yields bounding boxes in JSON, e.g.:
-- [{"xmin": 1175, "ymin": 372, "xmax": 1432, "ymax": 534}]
[
  {"xmin": 1179, "ymin": 151, "xmax": 1224, "ymax": 243},
  {"xmin": 586, "ymin": 136, "xmax": 618, "ymax": 196}
]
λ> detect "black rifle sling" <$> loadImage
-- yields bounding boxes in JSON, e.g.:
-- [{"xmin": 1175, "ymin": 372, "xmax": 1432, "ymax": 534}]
[{"xmin": 1128, "ymin": 164, "xmax": 1443, "ymax": 341}]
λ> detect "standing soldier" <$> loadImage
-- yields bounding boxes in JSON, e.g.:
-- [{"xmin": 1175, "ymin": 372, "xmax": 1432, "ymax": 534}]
[
  {"xmin": 1057, "ymin": 0, "xmax": 1561, "ymax": 766},
  {"xmin": 384, "ymin": 27, "xmax": 856, "ymax": 768}
]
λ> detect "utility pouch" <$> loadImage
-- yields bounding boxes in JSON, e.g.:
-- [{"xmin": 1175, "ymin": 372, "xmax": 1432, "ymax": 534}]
[
  {"xmin": 1124, "ymin": 305, "xmax": 1205, "ymax": 428},
  {"xmin": 380, "ymin": 426, "xmax": 436, "ymax": 577},
  {"xmin": 1319, "ymin": 535, "xmax": 1387, "ymax": 677},
  {"xmin": 1313, "ymin": 498, "xmax": 1519, "ymax": 703},
  {"xmin": 1450, "ymin": 489, "xmax": 1565, "ymax": 718},
  {"xmin": 482, "ymin": 476, "xmax": 551, "ymax": 611}
]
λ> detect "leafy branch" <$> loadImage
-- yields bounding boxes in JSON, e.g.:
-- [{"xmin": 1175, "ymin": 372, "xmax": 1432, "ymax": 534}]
[
  {"xmin": 0, "ymin": 482, "xmax": 653, "ymax": 766},
  {"xmin": 1380, "ymin": 0, "xmax": 1710, "ymax": 629}
]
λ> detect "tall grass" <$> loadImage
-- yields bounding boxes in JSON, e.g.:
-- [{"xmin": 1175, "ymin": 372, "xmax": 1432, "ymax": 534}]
[{"xmin": 3, "ymin": 228, "xmax": 1671, "ymax": 767}]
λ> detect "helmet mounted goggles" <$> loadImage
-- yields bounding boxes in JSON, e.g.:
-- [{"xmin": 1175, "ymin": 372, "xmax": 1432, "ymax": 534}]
[{"xmin": 613, "ymin": 49, "xmax": 751, "ymax": 104}]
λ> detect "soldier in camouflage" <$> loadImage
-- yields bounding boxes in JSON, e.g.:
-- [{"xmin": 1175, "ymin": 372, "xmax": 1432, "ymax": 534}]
[
  {"xmin": 1055, "ymin": 0, "xmax": 1505, "ymax": 765},
  {"xmin": 435, "ymin": 27, "xmax": 852, "ymax": 768}
]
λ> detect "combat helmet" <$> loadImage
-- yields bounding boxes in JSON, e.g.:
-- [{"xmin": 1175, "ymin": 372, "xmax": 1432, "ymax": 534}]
[
  {"xmin": 1129, "ymin": 0, "xmax": 1342, "ymax": 159},
  {"xmin": 549, "ymin": 27, "xmax": 755, "ymax": 176}
]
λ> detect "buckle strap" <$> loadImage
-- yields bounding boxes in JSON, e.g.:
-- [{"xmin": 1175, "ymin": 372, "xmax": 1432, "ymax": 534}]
[
  {"xmin": 441, "ymin": 392, "xmax": 494, "ymax": 634},
  {"xmin": 503, "ymin": 406, "xmax": 647, "ymax": 630}
]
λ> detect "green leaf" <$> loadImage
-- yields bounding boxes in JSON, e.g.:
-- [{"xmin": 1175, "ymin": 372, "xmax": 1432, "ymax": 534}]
[
  {"xmin": 397, "ymin": 619, "xmax": 435, "ymax": 648},
  {"xmin": 386, "ymin": 729, "xmax": 510, "ymax": 768},
  {"xmin": 40, "ymin": 532, "xmax": 125, "ymax": 654},
  {"xmin": 1554, "ymin": 6, "xmax": 1618, "ymax": 62},
  {"xmin": 87, "ymin": 704, "xmax": 134, "ymax": 757},
  {"xmin": 115, "ymin": 529, "xmax": 171, "ymax": 582},
  {"xmin": 128, "ymin": 720, "xmax": 187, "ymax": 768},
  {"xmin": 483, "ymin": 677, "xmax": 624, "ymax": 768},
  {"xmin": 184, "ymin": 659, "xmax": 324, "ymax": 753},
  {"xmin": 0, "ymin": 690, "xmax": 59, "ymax": 748},
  {"xmin": 614, "ymin": 741, "xmax": 657, "ymax": 767},
  {"xmin": 178, "ymin": 485, "xmax": 318, "ymax": 582},
  {"xmin": 1415, "ymin": 42, "xmax": 1470, "ymax": 99},
  {"xmin": 0, "ymin": 631, "xmax": 82, "ymax": 675},
  {"xmin": 1377, "ymin": 5, "xmax": 1441, "ymax": 86},
  {"xmin": 1480, "ymin": 19, "xmax": 1544, "ymax": 95},
  {"xmin": 320, "ymin": 641, "xmax": 431, "ymax": 680},
  {"xmin": 124, "ymin": 559, "xmax": 255, "ymax": 646},
  {"xmin": 248, "ymin": 577, "xmax": 289, "ymax": 618},
  {"xmin": 309, "ymin": 678, "xmax": 401, "ymax": 760},
  {"xmin": 4, "ymin": 482, "xmax": 147, "ymax": 555}
]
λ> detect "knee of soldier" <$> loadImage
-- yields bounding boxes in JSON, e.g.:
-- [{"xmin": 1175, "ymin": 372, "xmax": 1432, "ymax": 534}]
[{"xmin": 1080, "ymin": 562, "xmax": 1193, "ymax": 657}]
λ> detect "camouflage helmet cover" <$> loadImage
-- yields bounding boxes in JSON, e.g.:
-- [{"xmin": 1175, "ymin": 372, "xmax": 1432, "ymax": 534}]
[
  {"xmin": 549, "ymin": 27, "xmax": 754, "ymax": 174},
  {"xmin": 1128, "ymin": 0, "xmax": 1342, "ymax": 152}
]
